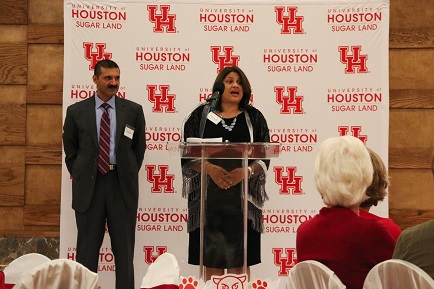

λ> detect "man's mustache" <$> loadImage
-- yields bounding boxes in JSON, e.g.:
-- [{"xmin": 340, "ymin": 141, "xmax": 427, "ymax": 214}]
[{"xmin": 108, "ymin": 85, "xmax": 118, "ymax": 89}]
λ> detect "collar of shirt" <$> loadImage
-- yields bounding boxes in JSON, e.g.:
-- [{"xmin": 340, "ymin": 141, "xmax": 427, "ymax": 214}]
[{"xmin": 95, "ymin": 94, "xmax": 116, "ymax": 110}]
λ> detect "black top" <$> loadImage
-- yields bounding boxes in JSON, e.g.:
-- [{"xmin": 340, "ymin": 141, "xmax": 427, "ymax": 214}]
[{"xmin": 203, "ymin": 111, "xmax": 250, "ymax": 142}]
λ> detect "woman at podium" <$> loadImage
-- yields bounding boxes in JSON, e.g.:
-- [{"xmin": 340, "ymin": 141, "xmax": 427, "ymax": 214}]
[{"xmin": 181, "ymin": 66, "xmax": 270, "ymax": 280}]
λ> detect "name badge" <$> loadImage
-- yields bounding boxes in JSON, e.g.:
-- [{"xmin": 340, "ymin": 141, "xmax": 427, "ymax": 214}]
[
  {"xmin": 207, "ymin": 111, "xmax": 221, "ymax": 125},
  {"xmin": 124, "ymin": 124, "xmax": 135, "ymax": 139}
]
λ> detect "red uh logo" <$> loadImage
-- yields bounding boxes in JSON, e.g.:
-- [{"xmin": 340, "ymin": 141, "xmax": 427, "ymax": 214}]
[
  {"xmin": 274, "ymin": 166, "xmax": 303, "ymax": 195},
  {"xmin": 147, "ymin": 85, "xmax": 176, "ymax": 113},
  {"xmin": 275, "ymin": 86, "xmax": 304, "ymax": 114},
  {"xmin": 145, "ymin": 165, "xmax": 175, "ymax": 193},
  {"xmin": 275, "ymin": 7, "xmax": 304, "ymax": 34},
  {"xmin": 338, "ymin": 126, "xmax": 368, "ymax": 144},
  {"xmin": 83, "ymin": 42, "xmax": 112, "ymax": 70},
  {"xmin": 211, "ymin": 46, "xmax": 240, "ymax": 73},
  {"xmin": 338, "ymin": 45, "xmax": 368, "ymax": 73},
  {"xmin": 147, "ymin": 5, "xmax": 176, "ymax": 33},
  {"xmin": 273, "ymin": 248, "xmax": 298, "ymax": 276},
  {"xmin": 143, "ymin": 246, "xmax": 167, "ymax": 264}
]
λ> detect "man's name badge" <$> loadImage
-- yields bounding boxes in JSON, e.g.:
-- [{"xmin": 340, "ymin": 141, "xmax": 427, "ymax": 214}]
[
  {"xmin": 124, "ymin": 124, "xmax": 134, "ymax": 139},
  {"xmin": 207, "ymin": 111, "xmax": 221, "ymax": 125}
]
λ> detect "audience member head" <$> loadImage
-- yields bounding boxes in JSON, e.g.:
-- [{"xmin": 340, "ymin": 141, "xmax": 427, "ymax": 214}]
[
  {"xmin": 314, "ymin": 135, "xmax": 373, "ymax": 209},
  {"xmin": 360, "ymin": 148, "xmax": 389, "ymax": 210}
]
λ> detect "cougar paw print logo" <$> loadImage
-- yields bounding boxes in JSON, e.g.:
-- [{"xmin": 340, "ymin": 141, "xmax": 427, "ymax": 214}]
[
  {"xmin": 251, "ymin": 279, "xmax": 268, "ymax": 289},
  {"xmin": 179, "ymin": 276, "xmax": 199, "ymax": 289}
]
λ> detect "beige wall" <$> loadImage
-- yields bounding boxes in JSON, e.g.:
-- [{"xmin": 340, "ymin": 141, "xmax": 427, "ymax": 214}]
[{"xmin": 0, "ymin": 0, "xmax": 433, "ymax": 236}]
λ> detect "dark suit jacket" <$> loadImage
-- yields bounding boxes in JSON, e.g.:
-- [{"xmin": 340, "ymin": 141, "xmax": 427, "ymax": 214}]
[
  {"xmin": 393, "ymin": 219, "xmax": 434, "ymax": 279},
  {"xmin": 63, "ymin": 95, "xmax": 146, "ymax": 213}
]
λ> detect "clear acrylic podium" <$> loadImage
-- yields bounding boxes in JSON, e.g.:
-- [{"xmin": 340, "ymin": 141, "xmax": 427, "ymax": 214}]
[{"xmin": 179, "ymin": 142, "xmax": 280, "ymax": 280}]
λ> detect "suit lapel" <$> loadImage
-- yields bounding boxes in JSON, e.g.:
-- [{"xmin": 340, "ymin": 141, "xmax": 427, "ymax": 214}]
[
  {"xmin": 115, "ymin": 96, "xmax": 126, "ymax": 150},
  {"xmin": 88, "ymin": 96, "xmax": 99, "ymax": 148}
]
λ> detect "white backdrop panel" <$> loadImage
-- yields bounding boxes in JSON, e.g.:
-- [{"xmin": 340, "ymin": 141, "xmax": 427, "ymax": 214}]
[{"xmin": 62, "ymin": 0, "xmax": 389, "ymax": 288}]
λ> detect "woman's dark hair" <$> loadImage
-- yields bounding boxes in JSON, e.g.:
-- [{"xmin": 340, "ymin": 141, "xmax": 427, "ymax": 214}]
[
  {"xmin": 360, "ymin": 148, "xmax": 389, "ymax": 208},
  {"xmin": 213, "ymin": 66, "xmax": 252, "ymax": 111}
]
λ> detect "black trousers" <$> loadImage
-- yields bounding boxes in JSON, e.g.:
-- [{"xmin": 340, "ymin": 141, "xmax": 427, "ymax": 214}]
[{"xmin": 75, "ymin": 170, "xmax": 137, "ymax": 289}]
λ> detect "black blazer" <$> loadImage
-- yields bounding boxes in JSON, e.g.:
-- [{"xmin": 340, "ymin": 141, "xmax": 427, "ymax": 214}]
[{"xmin": 63, "ymin": 95, "xmax": 146, "ymax": 212}]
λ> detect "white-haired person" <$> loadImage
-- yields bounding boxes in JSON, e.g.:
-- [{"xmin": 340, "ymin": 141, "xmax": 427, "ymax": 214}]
[{"xmin": 296, "ymin": 136, "xmax": 395, "ymax": 289}]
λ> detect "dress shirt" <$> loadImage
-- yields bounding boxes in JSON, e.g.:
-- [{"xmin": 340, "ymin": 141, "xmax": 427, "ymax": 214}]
[{"xmin": 95, "ymin": 94, "xmax": 117, "ymax": 164}]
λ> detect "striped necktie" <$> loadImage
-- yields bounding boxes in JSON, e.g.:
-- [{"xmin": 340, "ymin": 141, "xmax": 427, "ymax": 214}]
[{"xmin": 98, "ymin": 103, "xmax": 111, "ymax": 174}]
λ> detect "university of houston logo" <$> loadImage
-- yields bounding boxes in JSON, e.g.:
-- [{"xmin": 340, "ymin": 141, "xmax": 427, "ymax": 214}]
[
  {"xmin": 145, "ymin": 165, "xmax": 175, "ymax": 193},
  {"xmin": 338, "ymin": 45, "xmax": 368, "ymax": 73},
  {"xmin": 273, "ymin": 248, "xmax": 298, "ymax": 276},
  {"xmin": 338, "ymin": 126, "xmax": 368, "ymax": 144},
  {"xmin": 274, "ymin": 166, "xmax": 303, "ymax": 195},
  {"xmin": 83, "ymin": 42, "xmax": 112, "ymax": 70},
  {"xmin": 143, "ymin": 246, "xmax": 167, "ymax": 264},
  {"xmin": 211, "ymin": 46, "xmax": 240, "ymax": 73},
  {"xmin": 147, "ymin": 5, "xmax": 176, "ymax": 33},
  {"xmin": 275, "ymin": 86, "xmax": 304, "ymax": 114},
  {"xmin": 147, "ymin": 85, "xmax": 176, "ymax": 113},
  {"xmin": 275, "ymin": 7, "xmax": 304, "ymax": 34}
]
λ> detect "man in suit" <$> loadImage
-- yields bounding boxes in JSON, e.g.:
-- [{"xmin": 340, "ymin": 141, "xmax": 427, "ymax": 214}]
[
  {"xmin": 63, "ymin": 59, "xmax": 146, "ymax": 289},
  {"xmin": 392, "ymin": 151, "xmax": 434, "ymax": 279}
]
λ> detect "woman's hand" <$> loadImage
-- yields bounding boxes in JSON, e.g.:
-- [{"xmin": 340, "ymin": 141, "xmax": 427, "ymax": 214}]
[
  {"xmin": 228, "ymin": 167, "xmax": 246, "ymax": 187},
  {"xmin": 207, "ymin": 163, "xmax": 231, "ymax": 189}
]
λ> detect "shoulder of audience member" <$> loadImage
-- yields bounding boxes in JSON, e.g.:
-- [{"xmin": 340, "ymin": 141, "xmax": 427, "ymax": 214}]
[
  {"xmin": 400, "ymin": 219, "xmax": 434, "ymax": 237},
  {"xmin": 360, "ymin": 215, "xmax": 395, "ymax": 238}
]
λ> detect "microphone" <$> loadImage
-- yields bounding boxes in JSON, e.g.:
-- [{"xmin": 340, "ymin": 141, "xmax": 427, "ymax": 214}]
[{"xmin": 207, "ymin": 81, "xmax": 225, "ymax": 111}]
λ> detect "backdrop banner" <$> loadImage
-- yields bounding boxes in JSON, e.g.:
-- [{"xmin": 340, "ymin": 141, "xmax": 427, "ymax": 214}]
[{"xmin": 61, "ymin": 0, "xmax": 390, "ymax": 288}]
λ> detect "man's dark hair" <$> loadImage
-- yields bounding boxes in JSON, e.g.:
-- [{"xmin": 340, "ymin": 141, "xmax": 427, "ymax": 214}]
[{"xmin": 94, "ymin": 59, "xmax": 119, "ymax": 77}]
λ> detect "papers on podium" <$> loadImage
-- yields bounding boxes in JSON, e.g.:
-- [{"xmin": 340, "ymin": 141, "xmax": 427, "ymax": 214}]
[{"xmin": 186, "ymin": 137, "xmax": 223, "ymax": 143}]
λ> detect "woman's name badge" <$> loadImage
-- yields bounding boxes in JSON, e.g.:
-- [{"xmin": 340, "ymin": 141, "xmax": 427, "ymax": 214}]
[
  {"xmin": 207, "ymin": 111, "xmax": 221, "ymax": 125},
  {"xmin": 124, "ymin": 124, "xmax": 135, "ymax": 139}
]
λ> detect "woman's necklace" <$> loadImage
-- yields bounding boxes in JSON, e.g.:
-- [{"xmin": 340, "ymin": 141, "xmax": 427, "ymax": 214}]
[{"xmin": 221, "ymin": 116, "xmax": 237, "ymax": 131}]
